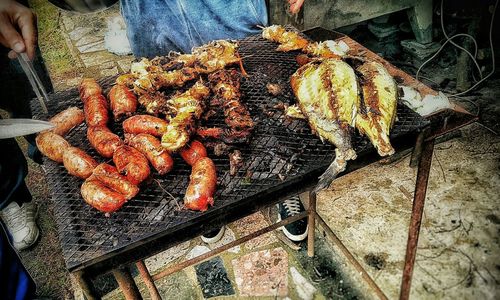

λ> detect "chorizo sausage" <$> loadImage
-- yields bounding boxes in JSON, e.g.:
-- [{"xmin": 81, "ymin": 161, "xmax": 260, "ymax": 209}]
[
  {"xmin": 62, "ymin": 146, "xmax": 98, "ymax": 179},
  {"xmin": 113, "ymin": 145, "xmax": 150, "ymax": 185},
  {"xmin": 87, "ymin": 126, "xmax": 123, "ymax": 158},
  {"xmin": 79, "ymin": 78, "xmax": 102, "ymax": 102},
  {"xmin": 125, "ymin": 133, "xmax": 174, "ymax": 175},
  {"xmin": 122, "ymin": 115, "xmax": 168, "ymax": 137},
  {"xmin": 108, "ymin": 84, "xmax": 138, "ymax": 121},
  {"xmin": 92, "ymin": 163, "xmax": 139, "ymax": 200},
  {"xmin": 184, "ymin": 157, "xmax": 217, "ymax": 211},
  {"xmin": 179, "ymin": 140, "xmax": 207, "ymax": 166},
  {"xmin": 81, "ymin": 179, "xmax": 127, "ymax": 213},
  {"xmin": 48, "ymin": 107, "xmax": 85, "ymax": 136},
  {"xmin": 35, "ymin": 131, "xmax": 70, "ymax": 163},
  {"xmin": 84, "ymin": 94, "xmax": 109, "ymax": 127}
]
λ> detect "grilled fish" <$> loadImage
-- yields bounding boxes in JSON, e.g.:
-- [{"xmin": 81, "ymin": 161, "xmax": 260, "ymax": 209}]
[
  {"xmin": 290, "ymin": 58, "xmax": 359, "ymax": 190},
  {"xmin": 355, "ymin": 61, "xmax": 397, "ymax": 156}
]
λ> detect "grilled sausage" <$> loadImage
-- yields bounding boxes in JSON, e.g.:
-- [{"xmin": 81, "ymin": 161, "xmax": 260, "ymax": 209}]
[
  {"xmin": 179, "ymin": 140, "xmax": 207, "ymax": 166},
  {"xmin": 80, "ymin": 78, "xmax": 102, "ymax": 102},
  {"xmin": 36, "ymin": 131, "xmax": 70, "ymax": 163},
  {"xmin": 184, "ymin": 157, "xmax": 217, "ymax": 211},
  {"xmin": 91, "ymin": 163, "xmax": 139, "ymax": 200},
  {"xmin": 84, "ymin": 94, "xmax": 109, "ymax": 127},
  {"xmin": 62, "ymin": 146, "xmax": 98, "ymax": 179},
  {"xmin": 81, "ymin": 179, "xmax": 127, "ymax": 213},
  {"xmin": 87, "ymin": 126, "xmax": 123, "ymax": 158},
  {"xmin": 125, "ymin": 134, "xmax": 174, "ymax": 175},
  {"xmin": 113, "ymin": 145, "xmax": 150, "ymax": 185},
  {"xmin": 122, "ymin": 115, "xmax": 168, "ymax": 137},
  {"xmin": 108, "ymin": 84, "xmax": 138, "ymax": 121},
  {"xmin": 48, "ymin": 107, "xmax": 85, "ymax": 136}
]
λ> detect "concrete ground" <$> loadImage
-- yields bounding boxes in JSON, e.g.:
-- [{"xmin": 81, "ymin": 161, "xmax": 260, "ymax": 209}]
[{"xmin": 16, "ymin": 1, "xmax": 500, "ymax": 299}]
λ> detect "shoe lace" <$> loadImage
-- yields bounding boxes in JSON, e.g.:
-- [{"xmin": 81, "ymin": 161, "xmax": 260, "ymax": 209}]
[{"xmin": 283, "ymin": 198, "xmax": 302, "ymax": 216}]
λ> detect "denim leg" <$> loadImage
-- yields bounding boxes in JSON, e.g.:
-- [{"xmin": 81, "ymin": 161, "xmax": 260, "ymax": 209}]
[{"xmin": 120, "ymin": 0, "xmax": 268, "ymax": 57}]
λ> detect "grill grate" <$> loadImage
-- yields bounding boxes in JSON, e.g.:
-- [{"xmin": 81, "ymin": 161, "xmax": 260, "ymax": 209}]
[{"xmin": 32, "ymin": 30, "xmax": 429, "ymax": 270}]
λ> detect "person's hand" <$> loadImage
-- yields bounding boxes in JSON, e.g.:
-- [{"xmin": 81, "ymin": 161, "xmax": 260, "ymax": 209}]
[
  {"xmin": 0, "ymin": 0, "xmax": 37, "ymax": 60},
  {"xmin": 288, "ymin": 0, "xmax": 305, "ymax": 14}
]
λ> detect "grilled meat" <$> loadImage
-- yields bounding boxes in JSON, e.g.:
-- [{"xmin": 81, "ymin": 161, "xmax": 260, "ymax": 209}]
[
  {"xmin": 355, "ymin": 61, "xmax": 397, "ymax": 156},
  {"xmin": 184, "ymin": 157, "xmax": 217, "ymax": 211},
  {"xmin": 113, "ymin": 145, "xmax": 151, "ymax": 185},
  {"xmin": 229, "ymin": 150, "xmax": 243, "ymax": 176},
  {"xmin": 87, "ymin": 126, "xmax": 124, "ymax": 158},
  {"xmin": 161, "ymin": 80, "xmax": 210, "ymax": 152},
  {"xmin": 262, "ymin": 25, "xmax": 309, "ymax": 51},
  {"xmin": 138, "ymin": 91, "xmax": 169, "ymax": 116},
  {"xmin": 62, "ymin": 146, "xmax": 98, "ymax": 179},
  {"xmin": 79, "ymin": 78, "xmax": 102, "ymax": 101},
  {"xmin": 108, "ymin": 84, "xmax": 138, "ymax": 120},
  {"xmin": 290, "ymin": 58, "xmax": 359, "ymax": 190},
  {"xmin": 123, "ymin": 115, "xmax": 169, "ymax": 137},
  {"xmin": 83, "ymin": 94, "xmax": 109, "ymax": 127},
  {"xmin": 48, "ymin": 107, "xmax": 85, "ymax": 136},
  {"xmin": 180, "ymin": 140, "xmax": 207, "ymax": 166},
  {"xmin": 81, "ymin": 179, "xmax": 128, "ymax": 214},
  {"xmin": 36, "ymin": 131, "xmax": 70, "ymax": 163},
  {"xmin": 125, "ymin": 133, "xmax": 174, "ymax": 175},
  {"xmin": 91, "ymin": 163, "xmax": 139, "ymax": 200}
]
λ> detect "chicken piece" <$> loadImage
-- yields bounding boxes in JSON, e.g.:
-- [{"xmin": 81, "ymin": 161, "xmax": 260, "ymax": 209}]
[
  {"xmin": 302, "ymin": 40, "xmax": 350, "ymax": 58},
  {"xmin": 62, "ymin": 146, "xmax": 98, "ymax": 179},
  {"xmin": 113, "ymin": 145, "xmax": 151, "ymax": 185},
  {"xmin": 161, "ymin": 80, "xmax": 210, "ymax": 152},
  {"xmin": 179, "ymin": 140, "xmax": 207, "ymax": 166},
  {"xmin": 229, "ymin": 150, "xmax": 243, "ymax": 176},
  {"xmin": 184, "ymin": 157, "xmax": 217, "ymax": 211},
  {"xmin": 191, "ymin": 40, "xmax": 241, "ymax": 73},
  {"xmin": 84, "ymin": 94, "xmax": 109, "ymax": 127},
  {"xmin": 290, "ymin": 58, "xmax": 359, "ymax": 190},
  {"xmin": 125, "ymin": 133, "xmax": 174, "ymax": 175},
  {"xmin": 262, "ymin": 25, "xmax": 309, "ymax": 51},
  {"xmin": 91, "ymin": 163, "xmax": 139, "ymax": 200},
  {"xmin": 138, "ymin": 92, "xmax": 169, "ymax": 116},
  {"xmin": 48, "ymin": 107, "xmax": 85, "ymax": 136},
  {"xmin": 79, "ymin": 78, "xmax": 102, "ymax": 102},
  {"xmin": 108, "ymin": 84, "xmax": 138, "ymax": 120},
  {"xmin": 355, "ymin": 61, "xmax": 397, "ymax": 156},
  {"xmin": 87, "ymin": 126, "xmax": 124, "ymax": 158},
  {"xmin": 122, "ymin": 115, "xmax": 169, "ymax": 137},
  {"xmin": 81, "ymin": 179, "xmax": 127, "ymax": 214},
  {"xmin": 36, "ymin": 131, "xmax": 70, "ymax": 163}
]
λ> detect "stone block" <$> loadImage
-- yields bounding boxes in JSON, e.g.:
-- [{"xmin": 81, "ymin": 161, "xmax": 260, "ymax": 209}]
[
  {"xmin": 195, "ymin": 257, "xmax": 235, "ymax": 298},
  {"xmin": 231, "ymin": 211, "xmax": 278, "ymax": 250},
  {"xmin": 69, "ymin": 27, "xmax": 93, "ymax": 41},
  {"xmin": 145, "ymin": 241, "xmax": 191, "ymax": 273},
  {"xmin": 80, "ymin": 52, "xmax": 113, "ymax": 68},
  {"xmin": 78, "ymin": 41, "xmax": 106, "ymax": 54}
]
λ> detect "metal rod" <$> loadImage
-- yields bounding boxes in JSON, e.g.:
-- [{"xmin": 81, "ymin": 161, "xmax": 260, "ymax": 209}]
[
  {"xmin": 410, "ymin": 130, "xmax": 426, "ymax": 168},
  {"xmin": 400, "ymin": 139, "xmax": 435, "ymax": 300},
  {"xmin": 315, "ymin": 213, "xmax": 389, "ymax": 300},
  {"xmin": 74, "ymin": 270, "xmax": 101, "ymax": 300},
  {"xmin": 136, "ymin": 260, "xmax": 162, "ymax": 300},
  {"xmin": 112, "ymin": 266, "xmax": 143, "ymax": 300},
  {"xmin": 152, "ymin": 211, "xmax": 308, "ymax": 281},
  {"xmin": 307, "ymin": 190, "xmax": 317, "ymax": 257}
]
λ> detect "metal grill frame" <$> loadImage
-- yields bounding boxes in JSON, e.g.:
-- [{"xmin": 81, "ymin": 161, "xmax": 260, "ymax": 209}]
[{"xmin": 32, "ymin": 27, "xmax": 429, "ymax": 275}]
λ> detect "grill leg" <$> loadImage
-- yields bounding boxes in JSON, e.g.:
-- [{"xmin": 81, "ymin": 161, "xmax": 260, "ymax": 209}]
[
  {"xmin": 399, "ymin": 139, "xmax": 435, "ymax": 300},
  {"xmin": 136, "ymin": 260, "xmax": 162, "ymax": 300},
  {"xmin": 74, "ymin": 270, "xmax": 101, "ymax": 300},
  {"xmin": 307, "ymin": 190, "xmax": 317, "ymax": 257},
  {"xmin": 113, "ymin": 266, "xmax": 143, "ymax": 300}
]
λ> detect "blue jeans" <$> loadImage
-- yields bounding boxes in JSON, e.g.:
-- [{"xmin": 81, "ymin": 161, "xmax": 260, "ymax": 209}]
[{"xmin": 120, "ymin": 0, "xmax": 268, "ymax": 57}]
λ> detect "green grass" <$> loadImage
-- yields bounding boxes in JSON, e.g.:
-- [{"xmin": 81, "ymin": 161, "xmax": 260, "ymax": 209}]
[{"xmin": 29, "ymin": 0, "xmax": 80, "ymax": 79}]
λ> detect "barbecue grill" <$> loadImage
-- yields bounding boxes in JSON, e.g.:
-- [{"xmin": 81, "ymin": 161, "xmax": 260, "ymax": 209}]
[{"xmin": 32, "ymin": 27, "xmax": 436, "ymax": 298}]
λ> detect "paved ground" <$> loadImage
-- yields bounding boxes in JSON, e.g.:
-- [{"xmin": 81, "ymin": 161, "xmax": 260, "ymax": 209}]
[{"xmin": 16, "ymin": 2, "xmax": 500, "ymax": 300}]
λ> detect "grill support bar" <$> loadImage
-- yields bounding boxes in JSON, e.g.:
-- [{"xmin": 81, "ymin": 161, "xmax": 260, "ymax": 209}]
[
  {"xmin": 112, "ymin": 267, "xmax": 143, "ymax": 300},
  {"xmin": 307, "ymin": 191, "xmax": 317, "ymax": 257},
  {"xmin": 136, "ymin": 260, "xmax": 162, "ymax": 300}
]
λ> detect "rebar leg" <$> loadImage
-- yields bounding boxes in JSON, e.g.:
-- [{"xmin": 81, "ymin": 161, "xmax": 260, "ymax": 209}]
[
  {"xmin": 400, "ymin": 139, "xmax": 435, "ymax": 300},
  {"xmin": 113, "ymin": 266, "xmax": 143, "ymax": 300},
  {"xmin": 307, "ymin": 190, "xmax": 317, "ymax": 257},
  {"xmin": 74, "ymin": 271, "xmax": 101, "ymax": 300},
  {"xmin": 136, "ymin": 260, "xmax": 162, "ymax": 300}
]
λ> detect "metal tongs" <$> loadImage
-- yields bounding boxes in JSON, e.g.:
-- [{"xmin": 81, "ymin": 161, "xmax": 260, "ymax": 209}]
[{"xmin": 17, "ymin": 52, "xmax": 49, "ymax": 114}]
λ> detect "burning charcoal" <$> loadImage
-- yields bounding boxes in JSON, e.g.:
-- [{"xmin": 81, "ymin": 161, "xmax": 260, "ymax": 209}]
[
  {"xmin": 266, "ymin": 83, "xmax": 283, "ymax": 96},
  {"xmin": 229, "ymin": 150, "xmax": 243, "ymax": 176}
]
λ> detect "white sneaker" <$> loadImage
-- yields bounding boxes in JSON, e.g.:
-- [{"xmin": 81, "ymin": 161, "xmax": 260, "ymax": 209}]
[
  {"xmin": 0, "ymin": 202, "xmax": 40, "ymax": 251},
  {"xmin": 201, "ymin": 226, "xmax": 225, "ymax": 244}
]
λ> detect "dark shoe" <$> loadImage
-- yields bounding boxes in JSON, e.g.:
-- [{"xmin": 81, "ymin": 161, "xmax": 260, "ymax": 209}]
[
  {"xmin": 201, "ymin": 226, "xmax": 225, "ymax": 244},
  {"xmin": 277, "ymin": 196, "xmax": 308, "ymax": 242},
  {"xmin": 27, "ymin": 143, "xmax": 43, "ymax": 165}
]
